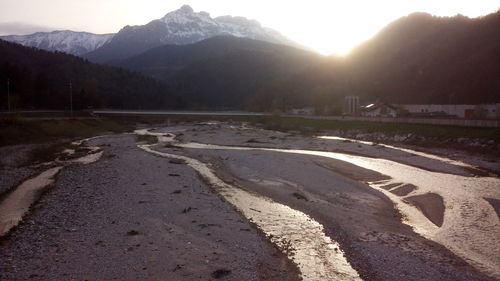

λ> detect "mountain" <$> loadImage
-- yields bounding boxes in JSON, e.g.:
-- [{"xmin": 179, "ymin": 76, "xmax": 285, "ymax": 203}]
[
  {"xmin": 346, "ymin": 11, "xmax": 500, "ymax": 104},
  {"xmin": 124, "ymin": 36, "xmax": 320, "ymax": 109},
  {"xmin": 2, "ymin": 10, "xmax": 498, "ymax": 112},
  {"xmin": 84, "ymin": 5, "xmax": 300, "ymax": 63},
  {"xmin": 110, "ymin": 35, "xmax": 312, "ymax": 79},
  {"xmin": 258, "ymin": 11, "xmax": 500, "ymax": 112},
  {"xmin": 0, "ymin": 30, "xmax": 114, "ymax": 56},
  {"xmin": 0, "ymin": 40, "xmax": 182, "ymax": 110},
  {"xmin": 109, "ymin": 10, "xmax": 500, "ymax": 111}
]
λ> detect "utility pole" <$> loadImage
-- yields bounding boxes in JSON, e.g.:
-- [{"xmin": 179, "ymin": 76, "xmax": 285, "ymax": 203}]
[
  {"xmin": 7, "ymin": 78, "xmax": 10, "ymax": 113},
  {"xmin": 69, "ymin": 81, "xmax": 73, "ymax": 118}
]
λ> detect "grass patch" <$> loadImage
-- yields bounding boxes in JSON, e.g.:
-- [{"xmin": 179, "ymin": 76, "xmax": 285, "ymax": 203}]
[
  {"xmin": 2, "ymin": 113, "xmax": 497, "ymax": 148},
  {"xmin": 26, "ymin": 142, "xmax": 70, "ymax": 165},
  {"xmin": 0, "ymin": 117, "xmax": 133, "ymax": 147},
  {"xmin": 252, "ymin": 116, "xmax": 500, "ymax": 140},
  {"xmin": 153, "ymin": 114, "xmax": 499, "ymax": 140}
]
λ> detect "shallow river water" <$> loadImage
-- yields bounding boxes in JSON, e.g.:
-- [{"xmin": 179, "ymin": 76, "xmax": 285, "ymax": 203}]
[
  {"xmin": 137, "ymin": 135, "xmax": 362, "ymax": 280},
  {"xmin": 136, "ymin": 128, "xmax": 500, "ymax": 279},
  {"xmin": 0, "ymin": 140, "xmax": 103, "ymax": 237}
]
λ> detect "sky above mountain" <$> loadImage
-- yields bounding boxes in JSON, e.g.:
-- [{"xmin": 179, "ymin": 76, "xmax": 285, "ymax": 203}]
[{"xmin": 0, "ymin": 0, "xmax": 498, "ymax": 55}]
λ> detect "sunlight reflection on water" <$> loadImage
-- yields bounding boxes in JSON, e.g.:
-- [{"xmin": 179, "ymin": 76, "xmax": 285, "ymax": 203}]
[
  {"xmin": 137, "ymin": 128, "xmax": 500, "ymax": 278},
  {"xmin": 181, "ymin": 141, "xmax": 500, "ymax": 278},
  {"xmin": 136, "ymin": 129, "xmax": 362, "ymax": 280}
]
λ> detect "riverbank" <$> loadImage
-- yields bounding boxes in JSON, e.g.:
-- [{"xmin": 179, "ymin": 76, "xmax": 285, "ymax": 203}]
[{"xmin": 1, "ymin": 115, "xmax": 498, "ymax": 173}]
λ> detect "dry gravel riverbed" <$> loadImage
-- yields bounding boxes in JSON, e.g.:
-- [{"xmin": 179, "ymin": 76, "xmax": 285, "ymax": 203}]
[
  {"xmin": 0, "ymin": 121, "xmax": 498, "ymax": 281},
  {"xmin": 0, "ymin": 134, "xmax": 298, "ymax": 280}
]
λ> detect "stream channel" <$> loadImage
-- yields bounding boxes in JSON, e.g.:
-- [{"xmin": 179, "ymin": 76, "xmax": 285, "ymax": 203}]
[{"xmin": 136, "ymin": 128, "xmax": 500, "ymax": 280}]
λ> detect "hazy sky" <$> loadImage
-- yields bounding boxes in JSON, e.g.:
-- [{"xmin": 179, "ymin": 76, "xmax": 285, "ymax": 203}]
[{"xmin": 0, "ymin": 0, "xmax": 498, "ymax": 55}]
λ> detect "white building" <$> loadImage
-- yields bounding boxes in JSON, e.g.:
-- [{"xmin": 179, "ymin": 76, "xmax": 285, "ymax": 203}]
[{"xmin": 360, "ymin": 103, "xmax": 399, "ymax": 117}]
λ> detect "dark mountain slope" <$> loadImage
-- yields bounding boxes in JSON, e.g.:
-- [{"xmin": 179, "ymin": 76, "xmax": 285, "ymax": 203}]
[
  {"xmin": 347, "ymin": 11, "xmax": 500, "ymax": 104},
  {"xmin": 112, "ymin": 36, "xmax": 322, "ymax": 109},
  {"xmin": 0, "ymin": 40, "xmax": 181, "ymax": 110},
  {"xmin": 110, "ymin": 11, "xmax": 500, "ymax": 111},
  {"xmin": 111, "ymin": 36, "xmax": 317, "ymax": 80}
]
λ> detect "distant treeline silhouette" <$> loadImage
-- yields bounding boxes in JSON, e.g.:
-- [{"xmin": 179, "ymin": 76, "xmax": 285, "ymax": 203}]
[{"xmin": 0, "ymin": 40, "xmax": 183, "ymax": 111}]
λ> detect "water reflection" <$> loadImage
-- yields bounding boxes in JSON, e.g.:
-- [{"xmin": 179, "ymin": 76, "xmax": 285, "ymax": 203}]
[
  {"xmin": 139, "ymin": 128, "xmax": 499, "ymax": 278},
  {"xmin": 0, "ymin": 167, "xmax": 62, "ymax": 236},
  {"xmin": 0, "ymin": 140, "xmax": 104, "ymax": 237},
  {"xmin": 137, "ymin": 132, "xmax": 362, "ymax": 281},
  {"xmin": 181, "ymin": 141, "xmax": 500, "ymax": 278},
  {"xmin": 318, "ymin": 136, "xmax": 476, "ymax": 170}
]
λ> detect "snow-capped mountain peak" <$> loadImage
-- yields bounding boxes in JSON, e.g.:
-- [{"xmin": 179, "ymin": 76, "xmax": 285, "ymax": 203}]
[
  {"xmin": 160, "ymin": 4, "xmax": 217, "ymax": 28},
  {"xmin": 1, "ymin": 5, "xmax": 302, "ymax": 61},
  {"xmin": 89, "ymin": 5, "xmax": 304, "ymax": 62},
  {"xmin": 0, "ymin": 30, "xmax": 114, "ymax": 56},
  {"xmin": 178, "ymin": 4, "xmax": 194, "ymax": 13},
  {"xmin": 153, "ymin": 5, "xmax": 296, "ymax": 47}
]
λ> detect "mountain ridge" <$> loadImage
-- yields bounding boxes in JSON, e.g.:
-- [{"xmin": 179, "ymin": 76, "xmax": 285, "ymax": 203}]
[
  {"xmin": 110, "ymin": 35, "xmax": 317, "ymax": 80},
  {"xmin": 0, "ymin": 30, "xmax": 113, "ymax": 56},
  {"xmin": 1, "ymin": 10, "xmax": 498, "ymax": 112},
  {"xmin": 346, "ymin": 10, "xmax": 500, "ymax": 104},
  {"xmin": 84, "ymin": 5, "xmax": 300, "ymax": 63},
  {"xmin": 0, "ymin": 5, "xmax": 300, "ymax": 61}
]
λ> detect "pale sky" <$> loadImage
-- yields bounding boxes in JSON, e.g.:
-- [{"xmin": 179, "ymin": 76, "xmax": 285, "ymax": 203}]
[{"xmin": 0, "ymin": 0, "xmax": 498, "ymax": 55}]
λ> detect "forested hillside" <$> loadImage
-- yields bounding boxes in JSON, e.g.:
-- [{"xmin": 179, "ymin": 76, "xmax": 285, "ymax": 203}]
[
  {"xmin": 346, "ymin": 11, "xmax": 500, "ymax": 104},
  {"xmin": 112, "ymin": 36, "xmax": 322, "ymax": 109},
  {"xmin": 0, "ymin": 40, "xmax": 182, "ymax": 110},
  {"xmin": 110, "ymin": 12, "xmax": 500, "ymax": 111}
]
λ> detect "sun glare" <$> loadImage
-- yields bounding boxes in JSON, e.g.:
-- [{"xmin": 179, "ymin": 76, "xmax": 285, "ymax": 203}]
[{"xmin": 0, "ymin": 0, "xmax": 498, "ymax": 55}]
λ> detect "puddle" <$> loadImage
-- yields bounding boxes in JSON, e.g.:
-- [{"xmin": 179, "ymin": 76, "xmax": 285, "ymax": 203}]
[
  {"xmin": 137, "ymin": 134, "xmax": 362, "ymax": 281},
  {"xmin": 0, "ymin": 140, "xmax": 104, "ymax": 237},
  {"xmin": 0, "ymin": 167, "xmax": 63, "ymax": 236},
  {"xmin": 138, "ymin": 128, "xmax": 500, "ymax": 278}
]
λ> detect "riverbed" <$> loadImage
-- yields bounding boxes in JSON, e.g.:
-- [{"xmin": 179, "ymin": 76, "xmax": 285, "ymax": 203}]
[{"xmin": 0, "ymin": 121, "xmax": 497, "ymax": 280}]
